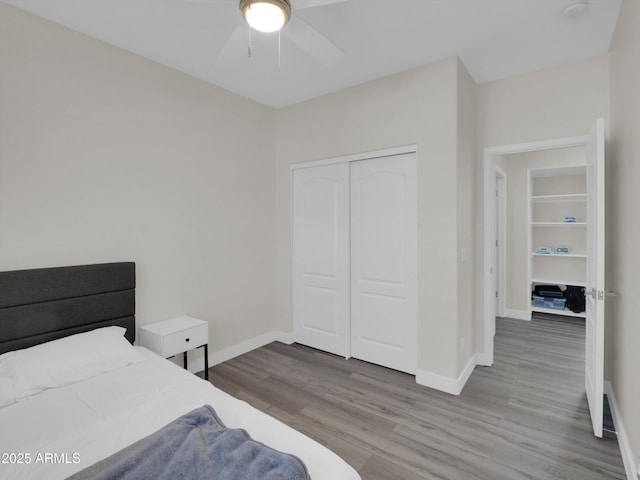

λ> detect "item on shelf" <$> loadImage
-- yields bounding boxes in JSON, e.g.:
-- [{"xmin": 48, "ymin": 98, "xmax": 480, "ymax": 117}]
[
  {"xmin": 563, "ymin": 215, "xmax": 578, "ymax": 223},
  {"xmin": 532, "ymin": 284, "xmax": 564, "ymax": 299},
  {"xmin": 534, "ymin": 246, "xmax": 552, "ymax": 254},
  {"xmin": 555, "ymin": 244, "xmax": 570, "ymax": 254},
  {"xmin": 532, "ymin": 295, "xmax": 567, "ymax": 310},
  {"xmin": 564, "ymin": 285, "xmax": 586, "ymax": 313}
]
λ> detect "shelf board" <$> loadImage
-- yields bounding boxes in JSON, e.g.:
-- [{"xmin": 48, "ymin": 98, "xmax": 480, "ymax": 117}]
[
  {"xmin": 531, "ymin": 193, "xmax": 587, "ymax": 203},
  {"xmin": 532, "ymin": 277, "xmax": 587, "ymax": 287},
  {"xmin": 531, "ymin": 252, "xmax": 587, "ymax": 258},
  {"xmin": 532, "ymin": 306, "xmax": 586, "ymax": 319},
  {"xmin": 530, "ymin": 222, "xmax": 586, "ymax": 228},
  {"xmin": 530, "ymin": 166, "xmax": 587, "ymax": 178}
]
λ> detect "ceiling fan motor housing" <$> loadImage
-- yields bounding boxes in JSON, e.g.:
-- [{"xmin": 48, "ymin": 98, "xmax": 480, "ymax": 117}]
[{"xmin": 240, "ymin": 0, "xmax": 292, "ymax": 32}]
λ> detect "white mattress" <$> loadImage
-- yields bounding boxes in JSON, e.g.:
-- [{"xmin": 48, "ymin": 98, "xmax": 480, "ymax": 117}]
[{"xmin": 0, "ymin": 347, "xmax": 360, "ymax": 480}]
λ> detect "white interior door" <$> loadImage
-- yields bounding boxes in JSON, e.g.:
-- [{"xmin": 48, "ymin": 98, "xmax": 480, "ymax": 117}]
[
  {"xmin": 292, "ymin": 163, "xmax": 350, "ymax": 357},
  {"xmin": 350, "ymin": 153, "xmax": 417, "ymax": 374},
  {"xmin": 585, "ymin": 118, "xmax": 605, "ymax": 438}
]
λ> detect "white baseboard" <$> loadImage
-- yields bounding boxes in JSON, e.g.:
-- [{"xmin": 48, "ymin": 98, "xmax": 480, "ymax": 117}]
[
  {"xmin": 276, "ymin": 331, "xmax": 295, "ymax": 345},
  {"xmin": 604, "ymin": 381, "xmax": 638, "ymax": 480},
  {"xmin": 416, "ymin": 354, "xmax": 477, "ymax": 395},
  {"xmin": 208, "ymin": 331, "xmax": 289, "ymax": 367},
  {"xmin": 476, "ymin": 352, "xmax": 493, "ymax": 367},
  {"xmin": 504, "ymin": 309, "xmax": 531, "ymax": 321},
  {"xmin": 457, "ymin": 354, "xmax": 478, "ymax": 393}
]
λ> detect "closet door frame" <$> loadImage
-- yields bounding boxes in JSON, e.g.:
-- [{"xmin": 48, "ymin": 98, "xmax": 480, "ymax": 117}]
[
  {"xmin": 290, "ymin": 145, "xmax": 417, "ymax": 171},
  {"xmin": 290, "ymin": 144, "xmax": 418, "ymax": 368}
]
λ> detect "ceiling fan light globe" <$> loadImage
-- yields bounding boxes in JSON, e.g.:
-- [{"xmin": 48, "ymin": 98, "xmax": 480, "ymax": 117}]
[{"xmin": 240, "ymin": 0, "xmax": 291, "ymax": 33}]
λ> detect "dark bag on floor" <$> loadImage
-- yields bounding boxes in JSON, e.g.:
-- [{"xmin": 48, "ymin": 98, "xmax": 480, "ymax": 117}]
[{"xmin": 564, "ymin": 285, "xmax": 586, "ymax": 313}]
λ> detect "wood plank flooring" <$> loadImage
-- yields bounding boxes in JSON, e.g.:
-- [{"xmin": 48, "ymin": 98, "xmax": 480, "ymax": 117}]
[{"xmin": 206, "ymin": 315, "xmax": 626, "ymax": 480}]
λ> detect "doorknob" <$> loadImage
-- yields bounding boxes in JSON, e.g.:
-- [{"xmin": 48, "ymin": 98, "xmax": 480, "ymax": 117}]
[{"xmin": 587, "ymin": 289, "xmax": 617, "ymax": 300}]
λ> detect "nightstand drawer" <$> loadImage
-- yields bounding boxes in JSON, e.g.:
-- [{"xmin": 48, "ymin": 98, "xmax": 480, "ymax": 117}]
[
  {"xmin": 139, "ymin": 316, "xmax": 210, "ymax": 380},
  {"xmin": 163, "ymin": 323, "xmax": 208, "ymax": 358}
]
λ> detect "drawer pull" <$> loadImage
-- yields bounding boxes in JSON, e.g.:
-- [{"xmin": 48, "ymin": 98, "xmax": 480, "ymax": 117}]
[{"xmin": 185, "ymin": 338, "xmax": 190, "ymax": 342}]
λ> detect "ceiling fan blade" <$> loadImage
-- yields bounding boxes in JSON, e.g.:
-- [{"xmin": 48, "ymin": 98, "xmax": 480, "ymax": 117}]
[
  {"xmin": 215, "ymin": 24, "xmax": 248, "ymax": 63},
  {"xmin": 283, "ymin": 16, "xmax": 344, "ymax": 67},
  {"xmin": 294, "ymin": 0, "xmax": 348, "ymax": 9}
]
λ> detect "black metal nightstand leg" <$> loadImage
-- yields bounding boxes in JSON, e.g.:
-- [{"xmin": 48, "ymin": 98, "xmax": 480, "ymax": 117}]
[{"xmin": 204, "ymin": 344, "xmax": 209, "ymax": 380}]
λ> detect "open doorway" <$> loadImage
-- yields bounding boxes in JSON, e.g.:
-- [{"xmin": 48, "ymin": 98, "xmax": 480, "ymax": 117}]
[{"xmin": 480, "ymin": 119, "xmax": 606, "ymax": 437}]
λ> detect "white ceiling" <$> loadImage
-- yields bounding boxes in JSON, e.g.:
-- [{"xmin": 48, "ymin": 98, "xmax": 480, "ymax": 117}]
[{"xmin": 2, "ymin": 0, "xmax": 622, "ymax": 108}]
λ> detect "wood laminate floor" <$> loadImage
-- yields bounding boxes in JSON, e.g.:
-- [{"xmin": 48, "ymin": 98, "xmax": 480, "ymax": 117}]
[{"xmin": 206, "ymin": 315, "xmax": 626, "ymax": 480}]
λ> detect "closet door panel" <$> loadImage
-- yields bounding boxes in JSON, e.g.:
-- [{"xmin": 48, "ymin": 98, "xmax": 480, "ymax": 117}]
[
  {"xmin": 356, "ymin": 292, "xmax": 408, "ymax": 350},
  {"xmin": 350, "ymin": 153, "xmax": 417, "ymax": 374},
  {"xmin": 292, "ymin": 163, "xmax": 350, "ymax": 357},
  {"xmin": 357, "ymin": 171, "xmax": 405, "ymax": 283}
]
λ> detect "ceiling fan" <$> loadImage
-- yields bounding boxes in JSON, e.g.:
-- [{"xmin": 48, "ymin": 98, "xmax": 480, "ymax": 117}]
[{"xmin": 189, "ymin": 0, "xmax": 348, "ymax": 66}]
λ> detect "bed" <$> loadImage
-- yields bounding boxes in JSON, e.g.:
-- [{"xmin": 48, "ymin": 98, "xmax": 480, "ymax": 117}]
[{"xmin": 0, "ymin": 262, "xmax": 360, "ymax": 480}]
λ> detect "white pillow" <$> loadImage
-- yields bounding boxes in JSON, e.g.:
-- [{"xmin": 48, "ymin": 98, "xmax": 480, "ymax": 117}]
[{"xmin": 0, "ymin": 326, "xmax": 145, "ymax": 407}]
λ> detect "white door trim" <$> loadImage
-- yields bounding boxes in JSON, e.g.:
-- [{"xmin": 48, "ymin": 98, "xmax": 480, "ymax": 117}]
[
  {"xmin": 480, "ymin": 135, "xmax": 587, "ymax": 367},
  {"xmin": 289, "ymin": 145, "xmax": 418, "ymax": 171},
  {"xmin": 495, "ymin": 168, "xmax": 507, "ymax": 319}
]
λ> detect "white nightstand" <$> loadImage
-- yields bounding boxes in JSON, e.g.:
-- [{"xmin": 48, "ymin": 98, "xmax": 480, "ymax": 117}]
[{"xmin": 139, "ymin": 316, "xmax": 209, "ymax": 380}]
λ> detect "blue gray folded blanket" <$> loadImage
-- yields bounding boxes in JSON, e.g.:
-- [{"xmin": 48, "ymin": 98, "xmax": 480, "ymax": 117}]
[{"xmin": 68, "ymin": 405, "xmax": 310, "ymax": 480}]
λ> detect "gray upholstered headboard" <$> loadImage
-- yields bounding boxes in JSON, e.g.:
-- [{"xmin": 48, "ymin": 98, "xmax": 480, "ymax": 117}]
[{"xmin": 0, "ymin": 262, "xmax": 135, "ymax": 354}]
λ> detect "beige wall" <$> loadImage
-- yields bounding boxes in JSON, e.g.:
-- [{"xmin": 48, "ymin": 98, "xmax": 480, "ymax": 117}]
[
  {"xmin": 501, "ymin": 148, "xmax": 586, "ymax": 315},
  {"xmin": 0, "ymin": 5, "xmax": 278, "ymax": 362},
  {"xmin": 478, "ymin": 55, "xmax": 610, "ymax": 147},
  {"xmin": 275, "ymin": 57, "xmax": 466, "ymax": 378},
  {"xmin": 456, "ymin": 59, "xmax": 477, "ymax": 373},
  {"xmin": 609, "ymin": 0, "xmax": 640, "ymax": 468},
  {"xmin": 3, "ymin": 10, "xmax": 637, "ymax": 460},
  {"xmin": 475, "ymin": 55, "xmax": 610, "ymax": 352}
]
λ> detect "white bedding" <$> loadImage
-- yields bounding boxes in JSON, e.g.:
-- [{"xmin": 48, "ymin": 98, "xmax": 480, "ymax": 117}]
[{"xmin": 0, "ymin": 347, "xmax": 360, "ymax": 480}]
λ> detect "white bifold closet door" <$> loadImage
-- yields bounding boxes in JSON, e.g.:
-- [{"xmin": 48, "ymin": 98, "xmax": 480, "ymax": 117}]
[
  {"xmin": 292, "ymin": 163, "xmax": 351, "ymax": 357},
  {"xmin": 350, "ymin": 155, "xmax": 417, "ymax": 373},
  {"xmin": 292, "ymin": 153, "xmax": 417, "ymax": 374}
]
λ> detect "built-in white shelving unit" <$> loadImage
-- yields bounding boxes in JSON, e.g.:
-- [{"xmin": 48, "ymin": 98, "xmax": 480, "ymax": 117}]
[{"xmin": 529, "ymin": 166, "xmax": 587, "ymax": 318}]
